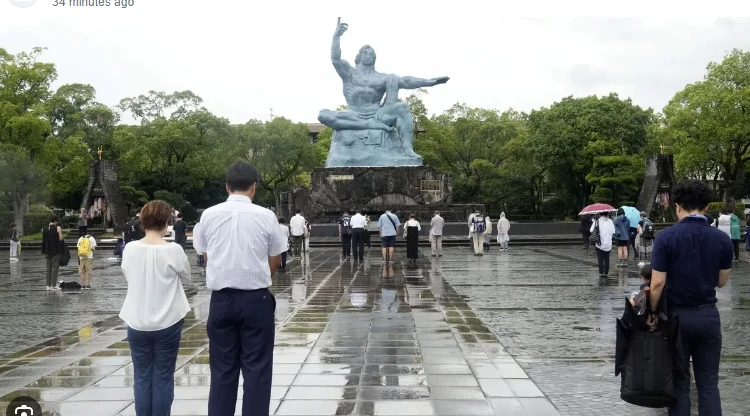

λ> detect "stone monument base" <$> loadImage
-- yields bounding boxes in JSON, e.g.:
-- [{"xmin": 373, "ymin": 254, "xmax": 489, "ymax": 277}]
[
  {"xmin": 325, "ymin": 129, "xmax": 423, "ymax": 167},
  {"xmin": 310, "ymin": 166, "xmax": 476, "ymax": 222}
]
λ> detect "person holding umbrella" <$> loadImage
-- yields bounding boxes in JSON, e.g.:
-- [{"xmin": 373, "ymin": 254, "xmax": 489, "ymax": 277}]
[
  {"xmin": 580, "ymin": 204, "xmax": 617, "ymax": 278},
  {"xmin": 621, "ymin": 206, "xmax": 641, "ymax": 259},
  {"xmin": 614, "ymin": 208, "xmax": 631, "ymax": 267}
]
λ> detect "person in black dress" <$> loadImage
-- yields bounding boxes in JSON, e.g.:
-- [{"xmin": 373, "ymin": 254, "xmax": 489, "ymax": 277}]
[
  {"xmin": 41, "ymin": 214, "xmax": 64, "ymax": 290},
  {"xmin": 404, "ymin": 213, "xmax": 421, "ymax": 266},
  {"xmin": 173, "ymin": 213, "xmax": 188, "ymax": 249}
]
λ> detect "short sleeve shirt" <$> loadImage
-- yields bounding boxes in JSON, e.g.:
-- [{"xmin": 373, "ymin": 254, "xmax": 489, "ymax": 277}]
[
  {"xmin": 650, "ymin": 216, "xmax": 733, "ymax": 307},
  {"xmin": 377, "ymin": 213, "xmax": 400, "ymax": 237}
]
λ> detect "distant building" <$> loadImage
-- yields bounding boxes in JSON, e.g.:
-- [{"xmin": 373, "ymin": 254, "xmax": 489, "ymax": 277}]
[{"xmin": 307, "ymin": 123, "xmax": 325, "ymax": 144}]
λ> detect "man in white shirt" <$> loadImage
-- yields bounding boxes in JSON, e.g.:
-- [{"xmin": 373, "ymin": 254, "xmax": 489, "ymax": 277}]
[
  {"xmin": 350, "ymin": 209, "xmax": 367, "ymax": 261},
  {"xmin": 193, "ymin": 161, "xmax": 286, "ymax": 416},
  {"xmin": 289, "ymin": 210, "xmax": 306, "ymax": 259},
  {"xmin": 76, "ymin": 233, "xmax": 97, "ymax": 289},
  {"xmin": 430, "ymin": 211, "xmax": 444, "ymax": 257}
]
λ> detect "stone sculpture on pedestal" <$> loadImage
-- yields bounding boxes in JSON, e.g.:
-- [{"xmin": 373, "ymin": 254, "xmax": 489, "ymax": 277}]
[{"xmin": 318, "ymin": 18, "xmax": 450, "ymax": 167}]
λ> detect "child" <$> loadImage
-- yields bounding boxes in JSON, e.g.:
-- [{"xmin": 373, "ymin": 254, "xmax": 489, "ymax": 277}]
[{"xmin": 629, "ymin": 262, "xmax": 652, "ymax": 315}]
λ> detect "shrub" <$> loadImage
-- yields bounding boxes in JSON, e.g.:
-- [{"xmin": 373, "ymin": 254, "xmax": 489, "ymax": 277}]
[{"xmin": 706, "ymin": 202, "xmax": 745, "ymax": 221}]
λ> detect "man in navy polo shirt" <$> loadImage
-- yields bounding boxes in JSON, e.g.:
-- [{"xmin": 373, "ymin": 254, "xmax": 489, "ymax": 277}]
[{"xmin": 649, "ymin": 179, "xmax": 733, "ymax": 415}]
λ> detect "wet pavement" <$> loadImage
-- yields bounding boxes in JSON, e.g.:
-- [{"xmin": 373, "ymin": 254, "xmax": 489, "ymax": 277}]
[
  {"xmin": 0, "ymin": 245, "xmax": 747, "ymax": 415},
  {"xmin": 0, "ymin": 248, "xmax": 557, "ymax": 415}
]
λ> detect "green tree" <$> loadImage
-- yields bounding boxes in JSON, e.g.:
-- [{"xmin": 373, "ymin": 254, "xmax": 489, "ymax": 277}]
[
  {"xmin": 239, "ymin": 117, "xmax": 319, "ymax": 214},
  {"xmin": 664, "ymin": 49, "xmax": 750, "ymax": 203},
  {"xmin": 0, "ymin": 47, "xmax": 57, "ymax": 234},
  {"xmin": 526, "ymin": 93, "xmax": 653, "ymax": 213},
  {"xmin": 586, "ymin": 155, "xmax": 643, "ymax": 206}
]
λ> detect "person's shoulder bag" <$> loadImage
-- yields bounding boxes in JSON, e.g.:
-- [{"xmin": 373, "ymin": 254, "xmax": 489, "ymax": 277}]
[
  {"xmin": 589, "ymin": 219, "xmax": 601, "ymax": 246},
  {"xmin": 386, "ymin": 214, "xmax": 398, "ymax": 235}
]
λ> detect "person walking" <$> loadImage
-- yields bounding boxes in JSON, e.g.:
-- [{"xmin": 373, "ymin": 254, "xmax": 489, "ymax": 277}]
[
  {"xmin": 193, "ymin": 162, "xmax": 286, "ymax": 416},
  {"xmin": 404, "ymin": 213, "xmax": 421, "ymax": 265},
  {"xmin": 350, "ymin": 209, "xmax": 367, "ymax": 261},
  {"xmin": 614, "ymin": 208, "xmax": 631, "ymax": 267},
  {"xmin": 377, "ymin": 209, "xmax": 400, "ymax": 263},
  {"xmin": 580, "ymin": 215, "xmax": 593, "ymax": 252},
  {"xmin": 76, "ymin": 232, "xmax": 97, "ymax": 290},
  {"xmin": 430, "ymin": 211, "xmax": 444, "ymax": 257},
  {"xmin": 338, "ymin": 211, "xmax": 353, "ymax": 259},
  {"xmin": 470, "ymin": 208, "xmax": 486, "ymax": 256},
  {"xmin": 648, "ymin": 179, "xmax": 733, "ymax": 415},
  {"xmin": 278, "ymin": 217, "xmax": 290, "ymax": 273},
  {"xmin": 497, "ymin": 213, "xmax": 511, "ymax": 251},
  {"xmin": 119, "ymin": 200, "xmax": 192, "ymax": 416},
  {"xmin": 467, "ymin": 209, "xmax": 477, "ymax": 247},
  {"xmin": 590, "ymin": 212, "xmax": 615, "ymax": 278},
  {"xmin": 483, "ymin": 214, "xmax": 493, "ymax": 251},
  {"xmin": 636, "ymin": 212, "xmax": 655, "ymax": 261},
  {"xmin": 289, "ymin": 210, "xmax": 306, "ymax": 259},
  {"xmin": 304, "ymin": 219, "xmax": 312, "ymax": 253},
  {"xmin": 8, "ymin": 223, "xmax": 20, "ymax": 262},
  {"xmin": 42, "ymin": 214, "xmax": 64, "ymax": 290},
  {"xmin": 729, "ymin": 206, "xmax": 741, "ymax": 261},
  {"xmin": 173, "ymin": 212, "xmax": 188, "ymax": 249},
  {"xmin": 77, "ymin": 208, "xmax": 89, "ymax": 238}
]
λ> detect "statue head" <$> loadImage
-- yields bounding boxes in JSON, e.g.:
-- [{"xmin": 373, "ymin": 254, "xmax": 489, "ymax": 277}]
[{"xmin": 355, "ymin": 45, "xmax": 376, "ymax": 67}]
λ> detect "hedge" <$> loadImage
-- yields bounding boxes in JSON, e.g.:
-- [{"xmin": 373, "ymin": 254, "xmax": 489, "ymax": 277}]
[
  {"xmin": 706, "ymin": 202, "xmax": 745, "ymax": 221},
  {"xmin": 0, "ymin": 206, "xmax": 54, "ymax": 236}
]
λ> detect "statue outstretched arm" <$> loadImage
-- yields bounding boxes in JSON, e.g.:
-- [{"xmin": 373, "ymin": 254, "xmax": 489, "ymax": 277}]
[
  {"xmin": 331, "ymin": 19, "xmax": 352, "ymax": 80},
  {"xmin": 399, "ymin": 76, "xmax": 450, "ymax": 89}
]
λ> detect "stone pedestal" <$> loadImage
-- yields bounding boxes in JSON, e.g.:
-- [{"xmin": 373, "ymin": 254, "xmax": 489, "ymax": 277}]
[
  {"xmin": 310, "ymin": 166, "xmax": 476, "ymax": 222},
  {"xmin": 326, "ymin": 129, "xmax": 422, "ymax": 167}
]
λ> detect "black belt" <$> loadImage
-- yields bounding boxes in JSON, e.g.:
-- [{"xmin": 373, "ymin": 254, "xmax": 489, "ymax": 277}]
[
  {"xmin": 670, "ymin": 303, "xmax": 716, "ymax": 310},
  {"xmin": 215, "ymin": 287, "xmax": 269, "ymax": 293}
]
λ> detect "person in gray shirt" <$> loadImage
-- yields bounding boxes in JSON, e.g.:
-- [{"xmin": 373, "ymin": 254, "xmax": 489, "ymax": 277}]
[{"xmin": 430, "ymin": 211, "xmax": 444, "ymax": 257}]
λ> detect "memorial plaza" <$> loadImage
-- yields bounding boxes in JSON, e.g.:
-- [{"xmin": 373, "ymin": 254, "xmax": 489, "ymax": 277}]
[{"xmin": 0, "ymin": 245, "xmax": 748, "ymax": 415}]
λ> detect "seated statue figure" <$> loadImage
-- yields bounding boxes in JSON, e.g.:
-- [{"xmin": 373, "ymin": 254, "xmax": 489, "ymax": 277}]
[{"xmin": 318, "ymin": 19, "xmax": 449, "ymax": 167}]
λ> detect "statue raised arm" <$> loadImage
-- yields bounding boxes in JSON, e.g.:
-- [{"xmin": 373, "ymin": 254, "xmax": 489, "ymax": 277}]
[{"xmin": 331, "ymin": 18, "xmax": 353, "ymax": 81}]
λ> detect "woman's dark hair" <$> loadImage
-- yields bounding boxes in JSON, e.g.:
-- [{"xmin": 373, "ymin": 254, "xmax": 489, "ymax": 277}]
[
  {"xmin": 723, "ymin": 204, "xmax": 734, "ymax": 214},
  {"xmin": 278, "ymin": 217, "xmax": 286, "ymax": 224},
  {"xmin": 617, "ymin": 208, "xmax": 625, "ymax": 216},
  {"xmin": 139, "ymin": 200, "xmax": 172, "ymax": 231},
  {"xmin": 48, "ymin": 213, "xmax": 59, "ymax": 223},
  {"xmin": 409, "ymin": 213, "xmax": 416, "ymax": 219},
  {"xmin": 226, "ymin": 161, "xmax": 259, "ymax": 192},
  {"xmin": 672, "ymin": 179, "xmax": 712, "ymax": 212}
]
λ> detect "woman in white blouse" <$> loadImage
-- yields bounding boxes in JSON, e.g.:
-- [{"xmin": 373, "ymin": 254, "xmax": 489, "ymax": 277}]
[{"xmin": 119, "ymin": 200, "xmax": 192, "ymax": 416}]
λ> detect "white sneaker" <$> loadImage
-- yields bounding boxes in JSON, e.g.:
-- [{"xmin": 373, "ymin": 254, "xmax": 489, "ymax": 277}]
[
  {"xmin": 10, "ymin": 257, "xmax": 19, "ymax": 262},
  {"xmin": 46, "ymin": 286, "xmax": 51, "ymax": 291}
]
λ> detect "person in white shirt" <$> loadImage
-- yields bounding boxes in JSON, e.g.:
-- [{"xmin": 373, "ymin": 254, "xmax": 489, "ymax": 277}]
[
  {"xmin": 350, "ymin": 209, "xmax": 367, "ymax": 261},
  {"xmin": 119, "ymin": 200, "xmax": 192, "ymax": 416},
  {"xmin": 193, "ymin": 161, "xmax": 286, "ymax": 416},
  {"xmin": 289, "ymin": 210, "xmax": 307, "ymax": 259},
  {"xmin": 430, "ymin": 212, "xmax": 444, "ymax": 257},
  {"xmin": 278, "ymin": 217, "xmax": 290, "ymax": 273},
  {"xmin": 590, "ymin": 212, "xmax": 616, "ymax": 278},
  {"xmin": 76, "ymin": 233, "xmax": 97, "ymax": 289}
]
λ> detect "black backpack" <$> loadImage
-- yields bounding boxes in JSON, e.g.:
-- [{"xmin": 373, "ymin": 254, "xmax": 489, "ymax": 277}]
[
  {"xmin": 341, "ymin": 216, "xmax": 352, "ymax": 235},
  {"xmin": 642, "ymin": 219, "xmax": 655, "ymax": 240}
]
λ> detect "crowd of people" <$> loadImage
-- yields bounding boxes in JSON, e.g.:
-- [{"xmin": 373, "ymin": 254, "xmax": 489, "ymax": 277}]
[{"xmin": 3, "ymin": 164, "xmax": 740, "ymax": 415}]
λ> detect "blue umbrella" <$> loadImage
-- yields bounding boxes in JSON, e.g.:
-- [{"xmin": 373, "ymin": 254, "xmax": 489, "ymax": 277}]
[{"xmin": 620, "ymin": 206, "xmax": 641, "ymax": 228}]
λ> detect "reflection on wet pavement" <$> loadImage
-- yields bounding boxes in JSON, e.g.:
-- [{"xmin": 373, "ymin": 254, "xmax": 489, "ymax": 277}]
[{"xmin": 1, "ymin": 247, "xmax": 565, "ymax": 415}]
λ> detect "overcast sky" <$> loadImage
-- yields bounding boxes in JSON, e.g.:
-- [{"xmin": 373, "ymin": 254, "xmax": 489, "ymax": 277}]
[{"xmin": 2, "ymin": 1, "xmax": 750, "ymax": 124}]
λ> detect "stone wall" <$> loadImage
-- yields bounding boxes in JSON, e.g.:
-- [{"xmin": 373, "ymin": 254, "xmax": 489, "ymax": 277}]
[{"xmin": 310, "ymin": 166, "xmax": 481, "ymax": 222}]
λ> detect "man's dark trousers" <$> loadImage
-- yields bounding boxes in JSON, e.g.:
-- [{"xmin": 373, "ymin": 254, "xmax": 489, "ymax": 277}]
[
  {"xmin": 341, "ymin": 233, "xmax": 352, "ymax": 257},
  {"xmin": 208, "ymin": 288, "xmax": 275, "ymax": 416},
  {"xmin": 352, "ymin": 229, "xmax": 365, "ymax": 260},
  {"xmin": 668, "ymin": 305, "xmax": 722, "ymax": 416}
]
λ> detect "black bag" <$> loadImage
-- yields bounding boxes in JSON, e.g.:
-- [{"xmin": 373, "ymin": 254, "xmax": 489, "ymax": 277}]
[
  {"xmin": 114, "ymin": 238, "xmax": 125, "ymax": 257},
  {"xmin": 59, "ymin": 281, "xmax": 82, "ymax": 290},
  {"xmin": 341, "ymin": 216, "xmax": 352, "ymax": 235},
  {"xmin": 59, "ymin": 240, "xmax": 71, "ymax": 266},
  {"xmin": 642, "ymin": 219, "xmax": 655, "ymax": 240},
  {"xmin": 616, "ymin": 296, "xmax": 686, "ymax": 409},
  {"xmin": 589, "ymin": 219, "xmax": 600, "ymax": 245}
]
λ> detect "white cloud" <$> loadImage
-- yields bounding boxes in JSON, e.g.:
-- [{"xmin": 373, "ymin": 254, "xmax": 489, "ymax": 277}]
[{"xmin": 2, "ymin": 1, "xmax": 750, "ymax": 123}]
